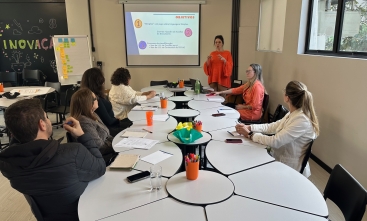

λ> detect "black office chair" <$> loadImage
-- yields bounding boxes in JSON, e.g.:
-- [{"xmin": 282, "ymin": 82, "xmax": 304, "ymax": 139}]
[
  {"xmin": 0, "ymin": 72, "xmax": 18, "ymax": 87},
  {"xmin": 271, "ymin": 104, "xmax": 289, "ymax": 123},
  {"xmin": 23, "ymin": 194, "xmax": 44, "ymax": 221},
  {"xmin": 66, "ymin": 132, "xmax": 74, "ymax": 143},
  {"xmin": 324, "ymin": 164, "xmax": 367, "ymax": 221},
  {"xmin": 299, "ymin": 140, "xmax": 314, "ymax": 174},
  {"xmin": 150, "ymin": 80, "xmax": 168, "ymax": 86},
  {"xmin": 22, "ymin": 69, "xmax": 45, "ymax": 86},
  {"xmin": 240, "ymin": 93, "xmax": 269, "ymax": 124}
]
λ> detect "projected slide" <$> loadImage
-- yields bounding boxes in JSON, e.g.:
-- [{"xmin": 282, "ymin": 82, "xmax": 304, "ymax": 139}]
[{"xmin": 125, "ymin": 12, "xmax": 199, "ymax": 56}]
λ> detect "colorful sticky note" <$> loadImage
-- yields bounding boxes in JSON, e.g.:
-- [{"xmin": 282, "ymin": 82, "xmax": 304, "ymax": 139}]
[
  {"xmin": 71, "ymin": 42, "xmax": 76, "ymax": 46},
  {"xmin": 59, "ymin": 44, "xmax": 64, "ymax": 48},
  {"xmin": 63, "ymin": 74, "xmax": 68, "ymax": 79},
  {"xmin": 56, "ymin": 47, "xmax": 60, "ymax": 51},
  {"xmin": 64, "ymin": 38, "xmax": 69, "ymax": 42},
  {"xmin": 61, "ymin": 59, "xmax": 66, "ymax": 64},
  {"xmin": 70, "ymin": 38, "xmax": 75, "ymax": 43},
  {"xmin": 65, "ymin": 55, "xmax": 69, "ymax": 59},
  {"xmin": 58, "ymin": 38, "xmax": 63, "ymax": 43}
]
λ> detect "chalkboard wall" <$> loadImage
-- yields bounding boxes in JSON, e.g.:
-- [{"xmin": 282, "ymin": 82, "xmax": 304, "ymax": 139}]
[{"xmin": 0, "ymin": 1, "xmax": 68, "ymax": 82}]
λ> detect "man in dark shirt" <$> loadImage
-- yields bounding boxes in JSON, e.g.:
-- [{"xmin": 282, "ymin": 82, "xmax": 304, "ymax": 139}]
[{"xmin": 0, "ymin": 99, "xmax": 106, "ymax": 221}]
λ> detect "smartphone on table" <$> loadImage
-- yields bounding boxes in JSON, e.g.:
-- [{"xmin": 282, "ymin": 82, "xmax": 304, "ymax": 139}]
[
  {"xmin": 225, "ymin": 139, "xmax": 243, "ymax": 143},
  {"xmin": 212, "ymin": 113, "xmax": 225, "ymax": 117},
  {"xmin": 126, "ymin": 171, "xmax": 150, "ymax": 183}
]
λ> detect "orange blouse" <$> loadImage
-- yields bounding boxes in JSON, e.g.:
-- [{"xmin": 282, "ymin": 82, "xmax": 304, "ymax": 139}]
[
  {"xmin": 203, "ymin": 50, "xmax": 233, "ymax": 88},
  {"xmin": 231, "ymin": 80, "xmax": 265, "ymax": 121}
]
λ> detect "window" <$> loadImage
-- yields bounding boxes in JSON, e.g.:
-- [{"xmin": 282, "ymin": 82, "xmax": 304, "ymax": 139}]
[{"xmin": 306, "ymin": 0, "xmax": 367, "ymax": 57}]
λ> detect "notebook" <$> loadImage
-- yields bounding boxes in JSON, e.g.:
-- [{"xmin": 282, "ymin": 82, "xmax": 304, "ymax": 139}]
[{"xmin": 109, "ymin": 154, "xmax": 140, "ymax": 170}]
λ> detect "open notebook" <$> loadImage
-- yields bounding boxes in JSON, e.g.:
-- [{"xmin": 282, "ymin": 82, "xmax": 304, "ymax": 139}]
[{"xmin": 109, "ymin": 154, "xmax": 140, "ymax": 170}]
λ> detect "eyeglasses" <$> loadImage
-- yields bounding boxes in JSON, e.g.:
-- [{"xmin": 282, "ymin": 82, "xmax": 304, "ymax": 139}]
[{"xmin": 246, "ymin": 70, "xmax": 254, "ymax": 73}]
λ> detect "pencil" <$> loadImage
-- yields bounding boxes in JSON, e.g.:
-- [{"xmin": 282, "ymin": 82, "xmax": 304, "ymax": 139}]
[{"xmin": 142, "ymin": 128, "xmax": 153, "ymax": 133}]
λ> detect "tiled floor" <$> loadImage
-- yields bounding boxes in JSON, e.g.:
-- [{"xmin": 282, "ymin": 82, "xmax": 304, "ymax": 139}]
[{"xmin": 0, "ymin": 112, "xmax": 365, "ymax": 221}]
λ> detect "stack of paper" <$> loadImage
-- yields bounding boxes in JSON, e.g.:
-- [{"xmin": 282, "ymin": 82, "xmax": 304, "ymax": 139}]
[
  {"xmin": 140, "ymin": 150, "xmax": 173, "ymax": 164},
  {"xmin": 120, "ymin": 131, "xmax": 148, "ymax": 138},
  {"xmin": 110, "ymin": 154, "xmax": 140, "ymax": 170},
  {"xmin": 153, "ymin": 114, "xmax": 169, "ymax": 121},
  {"xmin": 207, "ymin": 97, "xmax": 222, "ymax": 101},
  {"xmin": 132, "ymin": 106, "xmax": 157, "ymax": 111},
  {"xmin": 114, "ymin": 138, "xmax": 159, "ymax": 150},
  {"xmin": 218, "ymin": 109, "xmax": 236, "ymax": 113}
]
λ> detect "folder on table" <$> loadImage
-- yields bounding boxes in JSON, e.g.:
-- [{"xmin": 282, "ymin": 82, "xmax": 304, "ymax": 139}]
[{"xmin": 109, "ymin": 154, "xmax": 140, "ymax": 170}]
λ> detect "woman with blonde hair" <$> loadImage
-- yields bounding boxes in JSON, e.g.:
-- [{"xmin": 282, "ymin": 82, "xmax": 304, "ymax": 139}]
[
  {"xmin": 235, "ymin": 81, "xmax": 319, "ymax": 177},
  {"xmin": 215, "ymin": 64, "xmax": 265, "ymax": 121},
  {"xmin": 70, "ymin": 88, "xmax": 116, "ymax": 164}
]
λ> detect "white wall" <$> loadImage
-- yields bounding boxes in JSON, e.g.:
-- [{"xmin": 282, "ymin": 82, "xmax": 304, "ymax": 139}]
[{"xmin": 66, "ymin": 0, "xmax": 232, "ymax": 90}]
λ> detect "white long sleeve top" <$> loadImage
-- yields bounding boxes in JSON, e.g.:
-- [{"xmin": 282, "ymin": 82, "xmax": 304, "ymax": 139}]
[
  {"xmin": 250, "ymin": 108, "xmax": 316, "ymax": 177},
  {"xmin": 109, "ymin": 84, "xmax": 147, "ymax": 120}
]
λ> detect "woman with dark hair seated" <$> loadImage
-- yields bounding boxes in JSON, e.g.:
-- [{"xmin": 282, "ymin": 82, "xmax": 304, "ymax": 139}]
[
  {"xmin": 81, "ymin": 68, "xmax": 129, "ymax": 136},
  {"xmin": 109, "ymin": 67, "xmax": 156, "ymax": 121},
  {"xmin": 70, "ymin": 88, "xmax": 116, "ymax": 164}
]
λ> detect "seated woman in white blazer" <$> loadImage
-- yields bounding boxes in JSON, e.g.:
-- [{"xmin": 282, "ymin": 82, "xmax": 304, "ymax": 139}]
[{"xmin": 235, "ymin": 81, "xmax": 319, "ymax": 177}]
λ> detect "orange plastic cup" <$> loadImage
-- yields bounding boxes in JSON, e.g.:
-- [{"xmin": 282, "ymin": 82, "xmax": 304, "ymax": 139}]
[
  {"xmin": 145, "ymin": 111, "xmax": 153, "ymax": 126},
  {"xmin": 160, "ymin": 99, "xmax": 168, "ymax": 108},
  {"xmin": 186, "ymin": 161, "xmax": 199, "ymax": 180},
  {"xmin": 0, "ymin": 83, "xmax": 3, "ymax": 92},
  {"xmin": 179, "ymin": 80, "xmax": 184, "ymax": 88},
  {"xmin": 195, "ymin": 124, "xmax": 202, "ymax": 133}
]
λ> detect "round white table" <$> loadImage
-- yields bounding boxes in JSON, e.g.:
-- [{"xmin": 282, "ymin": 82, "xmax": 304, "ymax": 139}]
[
  {"xmin": 194, "ymin": 114, "xmax": 237, "ymax": 132},
  {"xmin": 198, "ymin": 106, "xmax": 240, "ymax": 119},
  {"xmin": 205, "ymin": 140, "xmax": 274, "ymax": 175},
  {"xmin": 167, "ymin": 131, "xmax": 212, "ymax": 146},
  {"xmin": 168, "ymin": 96, "xmax": 193, "ymax": 102},
  {"xmin": 184, "ymin": 90, "xmax": 225, "ymax": 102},
  {"xmin": 127, "ymin": 101, "xmax": 175, "ymax": 122},
  {"xmin": 188, "ymin": 100, "xmax": 225, "ymax": 110},
  {"xmin": 206, "ymin": 195, "xmax": 328, "ymax": 221},
  {"xmin": 166, "ymin": 171, "xmax": 234, "ymax": 205},
  {"xmin": 130, "ymin": 117, "xmax": 177, "ymax": 134},
  {"xmin": 0, "ymin": 86, "xmax": 56, "ymax": 108},
  {"xmin": 229, "ymin": 162, "xmax": 328, "ymax": 217},
  {"xmin": 168, "ymin": 109, "xmax": 200, "ymax": 118},
  {"xmin": 140, "ymin": 86, "xmax": 174, "ymax": 99}
]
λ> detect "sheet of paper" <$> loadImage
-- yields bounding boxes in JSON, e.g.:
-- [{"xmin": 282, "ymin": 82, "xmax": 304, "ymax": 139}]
[
  {"xmin": 121, "ymin": 131, "xmax": 148, "ymax": 138},
  {"xmin": 140, "ymin": 150, "xmax": 173, "ymax": 165},
  {"xmin": 218, "ymin": 109, "xmax": 236, "ymax": 113},
  {"xmin": 114, "ymin": 138, "xmax": 159, "ymax": 150},
  {"xmin": 10, "ymin": 87, "xmax": 51, "ymax": 96},
  {"xmin": 153, "ymin": 114, "xmax": 169, "ymax": 121},
  {"xmin": 229, "ymin": 131, "xmax": 242, "ymax": 137},
  {"xmin": 131, "ymin": 106, "xmax": 157, "ymax": 111},
  {"xmin": 207, "ymin": 97, "xmax": 222, "ymax": 101}
]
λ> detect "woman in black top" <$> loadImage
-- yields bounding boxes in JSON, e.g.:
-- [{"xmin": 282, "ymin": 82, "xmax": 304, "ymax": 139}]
[{"xmin": 81, "ymin": 68, "xmax": 132, "ymax": 136}]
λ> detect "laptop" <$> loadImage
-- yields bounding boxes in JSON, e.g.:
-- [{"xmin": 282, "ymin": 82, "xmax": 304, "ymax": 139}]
[{"xmin": 189, "ymin": 78, "xmax": 212, "ymax": 94}]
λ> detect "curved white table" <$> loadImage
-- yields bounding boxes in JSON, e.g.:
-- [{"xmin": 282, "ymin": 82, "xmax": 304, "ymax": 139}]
[
  {"xmin": 103, "ymin": 198, "xmax": 206, "ymax": 221},
  {"xmin": 167, "ymin": 131, "xmax": 212, "ymax": 146},
  {"xmin": 184, "ymin": 90, "xmax": 224, "ymax": 102},
  {"xmin": 140, "ymin": 86, "xmax": 174, "ymax": 99},
  {"xmin": 166, "ymin": 171, "xmax": 234, "ymax": 205},
  {"xmin": 188, "ymin": 100, "xmax": 225, "ymax": 110},
  {"xmin": 168, "ymin": 96, "xmax": 193, "ymax": 102},
  {"xmin": 194, "ymin": 114, "xmax": 237, "ymax": 132},
  {"xmin": 127, "ymin": 101, "xmax": 175, "ymax": 121},
  {"xmin": 78, "ymin": 169, "xmax": 168, "ymax": 221},
  {"xmin": 122, "ymin": 142, "xmax": 182, "ymax": 177},
  {"xmin": 198, "ymin": 107, "xmax": 240, "ymax": 119},
  {"xmin": 0, "ymin": 86, "xmax": 56, "ymax": 108},
  {"xmin": 206, "ymin": 195, "xmax": 327, "ymax": 221},
  {"xmin": 131, "ymin": 117, "xmax": 177, "ymax": 134},
  {"xmin": 112, "ymin": 130, "xmax": 170, "ymax": 152},
  {"xmin": 168, "ymin": 109, "xmax": 200, "ymax": 118},
  {"xmin": 140, "ymin": 100, "xmax": 176, "ymax": 109},
  {"xmin": 229, "ymin": 162, "xmax": 328, "ymax": 217},
  {"xmin": 209, "ymin": 127, "xmax": 247, "ymax": 142},
  {"xmin": 205, "ymin": 140, "xmax": 274, "ymax": 175}
]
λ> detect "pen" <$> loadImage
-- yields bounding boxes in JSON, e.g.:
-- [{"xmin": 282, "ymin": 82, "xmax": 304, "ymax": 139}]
[
  {"xmin": 160, "ymin": 150, "xmax": 173, "ymax": 155},
  {"xmin": 227, "ymin": 131, "xmax": 234, "ymax": 136},
  {"xmin": 142, "ymin": 128, "xmax": 153, "ymax": 133},
  {"xmin": 219, "ymin": 109, "xmax": 232, "ymax": 110}
]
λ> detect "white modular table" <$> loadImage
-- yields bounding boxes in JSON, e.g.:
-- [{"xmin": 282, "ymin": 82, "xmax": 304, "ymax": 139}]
[
  {"xmin": 209, "ymin": 127, "xmax": 248, "ymax": 142},
  {"xmin": 127, "ymin": 101, "xmax": 175, "ymax": 121},
  {"xmin": 205, "ymin": 140, "xmax": 274, "ymax": 175},
  {"xmin": 131, "ymin": 117, "xmax": 177, "ymax": 134},
  {"xmin": 168, "ymin": 96, "xmax": 193, "ymax": 102},
  {"xmin": 0, "ymin": 86, "xmax": 56, "ymax": 108},
  {"xmin": 188, "ymin": 100, "xmax": 225, "ymax": 110},
  {"xmin": 103, "ymin": 198, "xmax": 206, "ymax": 221},
  {"xmin": 140, "ymin": 100, "xmax": 176, "ymax": 109},
  {"xmin": 166, "ymin": 87, "xmax": 188, "ymax": 93},
  {"xmin": 229, "ymin": 162, "xmax": 328, "ymax": 217},
  {"xmin": 199, "ymin": 106, "xmax": 240, "ymax": 119},
  {"xmin": 78, "ymin": 169, "xmax": 169, "ymax": 221},
  {"xmin": 166, "ymin": 171, "xmax": 234, "ymax": 205},
  {"xmin": 184, "ymin": 90, "xmax": 225, "ymax": 102},
  {"xmin": 206, "ymin": 195, "xmax": 328, "ymax": 221},
  {"xmin": 3, "ymin": 86, "xmax": 55, "ymax": 96},
  {"xmin": 137, "ymin": 96, "xmax": 164, "ymax": 104},
  {"xmin": 140, "ymin": 86, "xmax": 174, "ymax": 99},
  {"xmin": 122, "ymin": 142, "xmax": 182, "ymax": 178},
  {"xmin": 168, "ymin": 109, "xmax": 200, "ymax": 118},
  {"xmin": 167, "ymin": 131, "xmax": 212, "ymax": 146},
  {"xmin": 112, "ymin": 130, "xmax": 170, "ymax": 152},
  {"xmin": 194, "ymin": 114, "xmax": 237, "ymax": 132}
]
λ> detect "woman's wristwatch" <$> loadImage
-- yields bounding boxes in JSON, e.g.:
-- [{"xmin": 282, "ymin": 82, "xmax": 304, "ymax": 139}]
[{"xmin": 248, "ymin": 131, "xmax": 254, "ymax": 139}]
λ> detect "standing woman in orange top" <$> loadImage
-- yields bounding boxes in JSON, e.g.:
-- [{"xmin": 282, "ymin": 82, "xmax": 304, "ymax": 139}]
[{"xmin": 203, "ymin": 35, "xmax": 233, "ymax": 91}]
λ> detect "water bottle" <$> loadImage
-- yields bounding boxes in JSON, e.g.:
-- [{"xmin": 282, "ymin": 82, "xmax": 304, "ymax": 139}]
[{"xmin": 194, "ymin": 80, "xmax": 200, "ymax": 94}]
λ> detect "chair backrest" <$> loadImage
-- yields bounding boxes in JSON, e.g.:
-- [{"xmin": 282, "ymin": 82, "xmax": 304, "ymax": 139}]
[
  {"xmin": 324, "ymin": 164, "xmax": 367, "ymax": 221},
  {"xmin": 232, "ymin": 79, "xmax": 242, "ymax": 88},
  {"xmin": 300, "ymin": 140, "xmax": 313, "ymax": 174},
  {"xmin": 272, "ymin": 104, "xmax": 289, "ymax": 122},
  {"xmin": 23, "ymin": 194, "xmax": 44, "ymax": 221},
  {"xmin": 22, "ymin": 69, "xmax": 42, "ymax": 86},
  {"xmin": 45, "ymin": 81, "xmax": 61, "ymax": 93},
  {"xmin": 0, "ymin": 72, "xmax": 18, "ymax": 86},
  {"xmin": 65, "ymin": 86, "xmax": 80, "ymax": 108},
  {"xmin": 150, "ymin": 80, "xmax": 168, "ymax": 86},
  {"xmin": 260, "ymin": 93, "xmax": 269, "ymax": 122}
]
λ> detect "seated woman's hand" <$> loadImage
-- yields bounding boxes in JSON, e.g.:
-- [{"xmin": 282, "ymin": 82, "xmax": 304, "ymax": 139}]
[
  {"xmin": 235, "ymin": 124, "xmax": 251, "ymax": 137},
  {"xmin": 63, "ymin": 117, "xmax": 85, "ymax": 137}
]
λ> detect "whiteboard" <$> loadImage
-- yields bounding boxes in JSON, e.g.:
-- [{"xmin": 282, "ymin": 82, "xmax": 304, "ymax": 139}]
[{"xmin": 52, "ymin": 35, "xmax": 92, "ymax": 85}]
